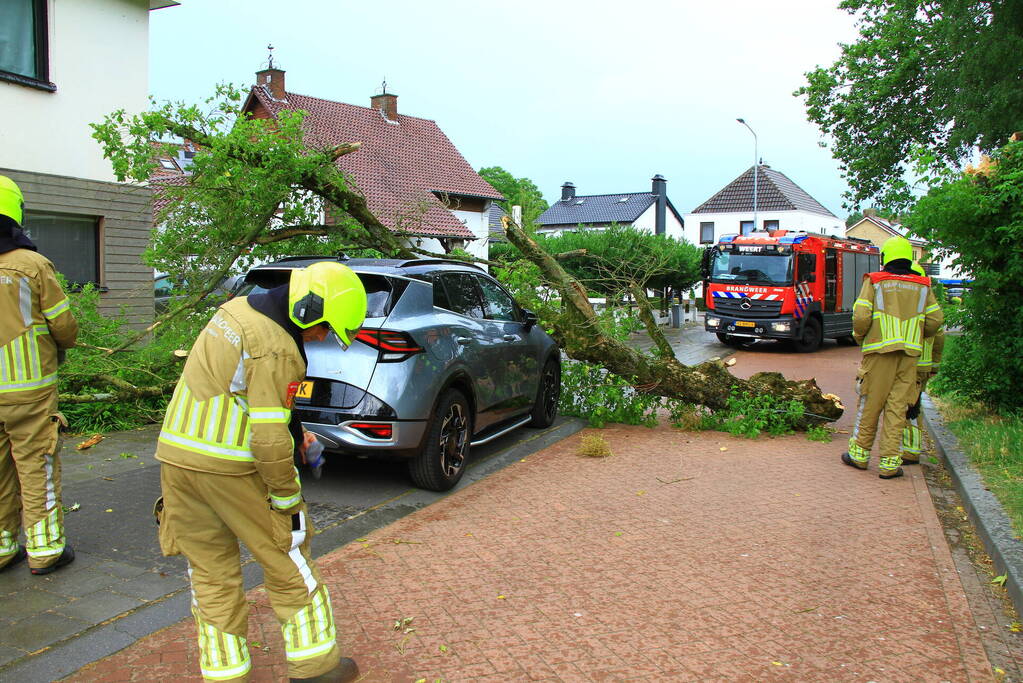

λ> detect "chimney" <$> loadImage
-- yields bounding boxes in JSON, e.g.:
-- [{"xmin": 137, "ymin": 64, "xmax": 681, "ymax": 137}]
[
  {"xmin": 864, "ymin": 208, "xmax": 878, "ymax": 218},
  {"xmin": 561, "ymin": 182, "xmax": 576, "ymax": 202},
  {"xmin": 651, "ymin": 174, "xmax": 667, "ymax": 236},
  {"xmin": 255, "ymin": 67, "xmax": 286, "ymax": 100},
  {"xmin": 371, "ymin": 92, "xmax": 398, "ymax": 122}
]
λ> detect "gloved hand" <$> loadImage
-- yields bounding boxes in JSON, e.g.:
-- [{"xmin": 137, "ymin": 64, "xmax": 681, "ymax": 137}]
[
  {"xmin": 906, "ymin": 399, "xmax": 921, "ymax": 421},
  {"xmin": 301, "ymin": 431, "xmax": 325, "ymax": 480}
]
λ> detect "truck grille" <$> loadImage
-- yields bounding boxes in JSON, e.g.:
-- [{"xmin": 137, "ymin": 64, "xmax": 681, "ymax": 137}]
[{"xmin": 712, "ymin": 297, "xmax": 783, "ymax": 319}]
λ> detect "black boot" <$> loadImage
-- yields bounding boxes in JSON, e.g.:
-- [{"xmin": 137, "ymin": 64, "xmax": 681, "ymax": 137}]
[
  {"xmin": 879, "ymin": 467, "xmax": 904, "ymax": 480},
  {"xmin": 30, "ymin": 544, "xmax": 75, "ymax": 575},
  {"xmin": 0, "ymin": 546, "xmax": 26, "ymax": 573},
  {"xmin": 290, "ymin": 657, "xmax": 359, "ymax": 683}
]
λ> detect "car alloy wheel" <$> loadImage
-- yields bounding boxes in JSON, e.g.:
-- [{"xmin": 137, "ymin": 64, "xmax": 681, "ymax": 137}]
[{"xmin": 439, "ymin": 401, "xmax": 468, "ymax": 478}]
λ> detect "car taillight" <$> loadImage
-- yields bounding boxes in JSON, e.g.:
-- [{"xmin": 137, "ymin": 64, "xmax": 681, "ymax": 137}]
[
  {"xmin": 349, "ymin": 422, "xmax": 393, "ymax": 439},
  {"xmin": 355, "ymin": 329, "xmax": 423, "ymax": 362}
]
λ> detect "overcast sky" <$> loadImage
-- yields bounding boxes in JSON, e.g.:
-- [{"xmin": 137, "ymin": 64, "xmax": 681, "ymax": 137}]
[{"xmin": 150, "ymin": 0, "xmax": 859, "ymax": 218}]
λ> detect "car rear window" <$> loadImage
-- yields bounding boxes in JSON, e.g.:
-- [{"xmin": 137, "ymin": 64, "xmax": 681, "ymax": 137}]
[{"xmin": 237, "ymin": 270, "xmax": 397, "ymax": 318}]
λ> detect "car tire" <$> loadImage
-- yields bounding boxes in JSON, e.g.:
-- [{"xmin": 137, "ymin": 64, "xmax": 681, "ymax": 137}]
[
  {"xmin": 793, "ymin": 317, "xmax": 822, "ymax": 353},
  {"xmin": 528, "ymin": 357, "xmax": 561, "ymax": 428},
  {"xmin": 409, "ymin": 389, "xmax": 471, "ymax": 492}
]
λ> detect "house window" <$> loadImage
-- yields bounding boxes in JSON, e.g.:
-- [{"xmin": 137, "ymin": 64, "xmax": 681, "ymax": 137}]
[
  {"xmin": 0, "ymin": 0, "xmax": 53, "ymax": 91},
  {"xmin": 23, "ymin": 212, "xmax": 100, "ymax": 286},
  {"xmin": 740, "ymin": 220, "xmax": 754, "ymax": 235},
  {"xmin": 764, "ymin": 220, "xmax": 779, "ymax": 231},
  {"xmin": 700, "ymin": 222, "xmax": 714, "ymax": 244}
]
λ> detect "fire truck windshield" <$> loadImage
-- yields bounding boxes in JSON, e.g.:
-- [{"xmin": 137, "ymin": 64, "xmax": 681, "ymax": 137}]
[{"xmin": 710, "ymin": 251, "xmax": 793, "ymax": 286}]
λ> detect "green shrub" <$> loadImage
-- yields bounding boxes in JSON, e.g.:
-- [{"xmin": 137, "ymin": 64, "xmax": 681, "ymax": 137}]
[{"xmin": 700, "ymin": 390, "xmax": 806, "ymax": 439}]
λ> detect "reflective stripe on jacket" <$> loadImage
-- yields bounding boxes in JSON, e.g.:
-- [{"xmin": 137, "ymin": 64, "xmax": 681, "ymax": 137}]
[
  {"xmin": 852, "ymin": 272, "xmax": 943, "ymax": 356},
  {"xmin": 0, "ymin": 248, "xmax": 78, "ymax": 404},
  {"xmin": 918, "ymin": 327, "xmax": 945, "ymax": 374},
  {"xmin": 156, "ymin": 297, "xmax": 305, "ymax": 511}
]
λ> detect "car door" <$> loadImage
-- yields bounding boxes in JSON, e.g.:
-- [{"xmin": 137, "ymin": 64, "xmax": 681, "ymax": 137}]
[
  {"xmin": 434, "ymin": 272, "xmax": 502, "ymax": 431},
  {"xmin": 474, "ymin": 274, "xmax": 536, "ymax": 419}
]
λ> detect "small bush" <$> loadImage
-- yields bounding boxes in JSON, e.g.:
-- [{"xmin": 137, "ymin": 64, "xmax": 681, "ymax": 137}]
[
  {"xmin": 806, "ymin": 424, "xmax": 833, "ymax": 442},
  {"xmin": 578, "ymin": 433, "xmax": 613, "ymax": 458}
]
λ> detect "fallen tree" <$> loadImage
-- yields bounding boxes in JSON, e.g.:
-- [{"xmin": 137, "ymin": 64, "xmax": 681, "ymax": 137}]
[{"xmin": 79, "ymin": 84, "xmax": 842, "ymax": 427}]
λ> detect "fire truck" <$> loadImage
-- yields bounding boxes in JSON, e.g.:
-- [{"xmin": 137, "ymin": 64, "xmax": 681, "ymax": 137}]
[{"xmin": 701, "ymin": 230, "xmax": 880, "ymax": 352}]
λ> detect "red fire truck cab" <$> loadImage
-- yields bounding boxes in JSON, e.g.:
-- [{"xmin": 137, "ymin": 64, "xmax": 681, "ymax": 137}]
[{"xmin": 701, "ymin": 230, "xmax": 880, "ymax": 352}]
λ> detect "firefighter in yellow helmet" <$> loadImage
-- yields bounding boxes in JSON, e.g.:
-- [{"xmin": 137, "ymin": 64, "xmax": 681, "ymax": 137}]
[
  {"xmin": 155, "ymin": 261, "xmax": 367, "ymax": 683},
  {"xmin": 0, "ymin": 175, "xmax": 78, "ymax": 574},
  {"xmin": 843, "ymin": 237, "xmax": 943, "ymax": 478},
  {"xmin": 900, "ymin": 261, "xmax": 946, "ymax": 464}
]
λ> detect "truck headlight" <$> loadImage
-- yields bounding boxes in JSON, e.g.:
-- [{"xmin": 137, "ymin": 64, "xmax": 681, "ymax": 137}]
[
  {"xmin": 707, "ymin": 317, "xmax": 721, "ymax": 328},
  {"xmin": 772, "ymin": 321, "xmax": 791, "ymax": 332}
]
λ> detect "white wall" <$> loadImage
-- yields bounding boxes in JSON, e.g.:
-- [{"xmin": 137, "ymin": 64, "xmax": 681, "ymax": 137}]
[
  {"xmin": 632, "ymin": 203, "xmax": 685, "ymax": 238},
  {"xmin": 1, "ymin": 0, "xmax": 151, "ymax": 183},
  {"xmin": 676, "ymin": 209, "xmax": 844, "ymax": 246},
  {"xmin": 407, "ymin": 204, "xmax": 491, "ymax": 266}
]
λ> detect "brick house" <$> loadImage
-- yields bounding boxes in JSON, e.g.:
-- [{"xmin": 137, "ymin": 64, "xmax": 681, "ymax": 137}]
[
  {"xmin": 240, "ymin": 68, "xmax": 503, "ymax": 259},
  {"xmin": 0, "ymin": 0, "xmax": 179, "ymax": 326},
  {"xmin": 846, "ymin": 212, "xmax": 958, "ymax": 278}
]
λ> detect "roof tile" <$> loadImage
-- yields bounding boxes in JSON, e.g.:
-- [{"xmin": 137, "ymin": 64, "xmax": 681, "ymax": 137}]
[{"xmin": 692, "ymin": 166, "xmax": 837, "ymax": 218}]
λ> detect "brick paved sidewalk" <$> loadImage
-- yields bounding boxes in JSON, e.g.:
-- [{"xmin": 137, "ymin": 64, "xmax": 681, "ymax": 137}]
[{"xmin": 66, "ymin": 344, "xmax": 995, "ymax": 682}]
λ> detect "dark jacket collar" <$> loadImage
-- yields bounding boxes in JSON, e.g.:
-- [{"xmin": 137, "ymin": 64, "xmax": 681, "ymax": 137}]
[{"xmin": 246, "ymin": 283, "xmax": 307, "ymax": 364}]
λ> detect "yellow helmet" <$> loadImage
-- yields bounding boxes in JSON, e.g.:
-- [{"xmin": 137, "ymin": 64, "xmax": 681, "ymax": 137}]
[
  {"xmin": 910, "ymin": 261, "xmax": 926, "ymax": 277},
  {"xmin": 0, "ymin": 175, "xmax": 25, "ymax": 226},
  {"xmin": 289, "ymin": 262, "xmax": 367, "ymax": 347},
  {"xmin": 880, "ymin": 236, "xmax": 913, "ymax": 265}
]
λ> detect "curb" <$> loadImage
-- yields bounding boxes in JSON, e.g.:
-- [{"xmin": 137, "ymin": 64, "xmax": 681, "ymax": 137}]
[{"xmin": 922, "ymin": 392, "xmax": 1023, "ymax": 619}]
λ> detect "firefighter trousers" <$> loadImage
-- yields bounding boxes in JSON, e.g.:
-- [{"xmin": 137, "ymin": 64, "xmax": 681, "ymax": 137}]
[
  {"xmin": 0, "ymin": 392, "xmax": 67, "ymax": 571},
  {"xmin": 901, "ymin": 374, "xmax": 931, "ymax": 463},
  {"xmin": 848, "ymin": 351, "xmax": 919, "ymax": 474},
  {"xmin": 159, "ymin": 464, "xmax": 341, "ymax": 682}
]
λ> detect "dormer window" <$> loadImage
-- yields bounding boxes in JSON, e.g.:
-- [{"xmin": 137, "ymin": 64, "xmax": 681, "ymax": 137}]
[{"xmin": 159, "ymin": 159, "xmax": 177, "ymax": 170}]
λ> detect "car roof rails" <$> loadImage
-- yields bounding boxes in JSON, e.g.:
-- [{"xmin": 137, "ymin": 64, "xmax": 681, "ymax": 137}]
[{"xmin": 397, "ymin": 258, "xmax": 484, "ymax": 271}]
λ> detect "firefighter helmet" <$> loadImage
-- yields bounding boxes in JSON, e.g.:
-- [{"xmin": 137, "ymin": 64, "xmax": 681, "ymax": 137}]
[
  {"xmin": 910, "ymin": 261, "xmax": 926, "ymax": 277},
  {"xmin": 880, "ymin": 236, "xmax": 913, "ymax": 265},
  {"xmin": 289, "ymin": 262, "xmax": 367, "ymax": 348},
  {"xmin": 0, "ymin": 175, "xmax": 24, "ymax": 226}
]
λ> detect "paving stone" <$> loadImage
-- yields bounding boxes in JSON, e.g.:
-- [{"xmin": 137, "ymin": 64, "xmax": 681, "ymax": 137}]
[
  {"xmin": 0, "ymin": 588, "xmax": 67, "ymax": 620},
  {"xmin": 109, "ymin": 571, "xmax": 186, "ymax": 601},
  {"xmin": 40, "ymin": 568, "xmax": 120, "ymax": 598},
  {"xmin": 53, "ymin": 590, "xmax": 145, "ymax": 623},
  {"xmin": 0, "ymin": 612, "xmax": 89, "ymax": 652},
  {"xmin": 0, "ymin": 643, "xmax": 27, "ymax": 668}
]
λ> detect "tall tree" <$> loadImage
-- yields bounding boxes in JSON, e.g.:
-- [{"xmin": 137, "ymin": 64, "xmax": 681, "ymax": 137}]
[
  {"xmin": 798, "ymin": 0, "xmax": 1023, "ymax": 210},
  {"xmin": 478, "ymin": 166, "xmax": 549, "ymax": 223}
]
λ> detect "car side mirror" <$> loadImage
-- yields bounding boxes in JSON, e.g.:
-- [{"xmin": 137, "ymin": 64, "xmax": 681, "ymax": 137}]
[{"xmin": 522, "ymin": 309, "xmax": 538, "ymax": 331}]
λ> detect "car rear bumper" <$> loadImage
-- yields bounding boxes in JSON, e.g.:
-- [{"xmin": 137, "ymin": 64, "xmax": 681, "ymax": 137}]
[{"xmin": 299, "ymin": 414, "xmax": 429, "ymax": 459}]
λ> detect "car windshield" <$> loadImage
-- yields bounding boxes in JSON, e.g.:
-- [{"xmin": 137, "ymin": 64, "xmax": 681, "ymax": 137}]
[{"xmin": 710, "ymin": 251, "xmax": 792, "ymax": 286}]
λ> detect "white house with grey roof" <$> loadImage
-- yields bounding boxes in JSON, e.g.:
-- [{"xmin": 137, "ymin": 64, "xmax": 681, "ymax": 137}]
[
  {"xmin": 680, "ymin": 165, "xmax": 843, "ymax": 248},
  {"xmin": 536, "ymin": 175, "xmax": 684, "ymax": 237}
]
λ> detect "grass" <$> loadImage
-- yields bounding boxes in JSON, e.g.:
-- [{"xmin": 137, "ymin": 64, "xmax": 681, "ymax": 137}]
[{"xmin": 934, "ymin": 395, "xmax": 1023, "ymax": 538}]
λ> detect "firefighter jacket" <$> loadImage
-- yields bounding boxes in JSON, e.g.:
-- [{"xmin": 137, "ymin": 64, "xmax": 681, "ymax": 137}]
[
  {"xmin": 0, "ymin": 248, "xmax": 78, "ymax": 405},
  {"xmin": 852, "ymin": 272, "xmax": 943, "ymax": 356},
  {"xmin": 156, "ymin": 297, "xmax": 306, "ymax": 512}
]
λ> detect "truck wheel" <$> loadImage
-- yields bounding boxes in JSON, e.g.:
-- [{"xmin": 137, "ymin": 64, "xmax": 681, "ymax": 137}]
[
  {"xmin": 528, "ymin": 357, "xmax": 561, "ymax": 428},
  {"xmin": 793, "ymin": 317, "xmax": 822, "ymax": 353},
  {"xmin": 837, "ymin": 335, "xmax": 858, "ymax": 346},
  {"xmin": 716, "ymin": 333, "xmax": 745, "ymax": 348},
  {"xmin": 409, "ymin": 389, "xmax": 471, "ymax": 491}
]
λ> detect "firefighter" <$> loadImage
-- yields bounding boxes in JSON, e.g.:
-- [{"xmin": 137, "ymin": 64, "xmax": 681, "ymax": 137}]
[
  {"xmin": 843, "ymin": 237, "xmax": 943, "ymax": 478},
  {"xmin": 0, "ymin": 175, "xmax": 79, "ymax": 574},
  {"xmin": 155, "ymin": 261, "xmax": 366, "ymax": 683},
  {"xmin": 900, "ymin": 261, "xmax": 946, "ymax": 464}
]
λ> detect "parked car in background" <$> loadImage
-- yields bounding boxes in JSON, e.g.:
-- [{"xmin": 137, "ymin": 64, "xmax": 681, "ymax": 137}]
[
  {"xmin": 154, "ymin": 273, "xmax": 242, "ymax": 314},
  {"xmin": 235, "ymin": 257, "xmax": 562, "ymax": 491}
]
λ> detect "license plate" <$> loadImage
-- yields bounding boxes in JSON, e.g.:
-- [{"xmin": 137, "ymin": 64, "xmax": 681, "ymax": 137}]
[
  {"xmin": 735, "ymin": 321, "xmax": 756, "ymax": 327},
  {"xmin": 295, "ymin": 381, "xmax": 314, "ymax": 399}
]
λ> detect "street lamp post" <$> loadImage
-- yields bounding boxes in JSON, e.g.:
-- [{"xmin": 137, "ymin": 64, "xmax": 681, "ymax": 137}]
[{"xmin": 736, "ymin": 118, "xmax": 758, "ymax": 232}]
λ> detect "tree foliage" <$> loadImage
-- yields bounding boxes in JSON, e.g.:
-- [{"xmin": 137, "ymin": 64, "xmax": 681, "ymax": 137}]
[
  {"xmin": 798, "ymin": 0, "xmax": 1023, "ymax": 210},
  {"xmin": 478, "ymin": 166, "xmax": 549, "ymax": 223},
  {"xmin": 83, "ymin": 85, "xmax": 844, "ymax": 430},
  {"xmin": 907, "ymin": 140, "xmax": 1023, "ymax": 412}
]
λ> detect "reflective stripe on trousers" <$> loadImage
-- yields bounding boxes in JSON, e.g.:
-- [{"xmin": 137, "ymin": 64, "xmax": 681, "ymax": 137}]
[
  {"xmin": 283, "ymin": 585, "xmax": 337, "ymax": 662},
  {"xmin": 193, "ymin": 607, "xmax": 252, "ymax": 681}
]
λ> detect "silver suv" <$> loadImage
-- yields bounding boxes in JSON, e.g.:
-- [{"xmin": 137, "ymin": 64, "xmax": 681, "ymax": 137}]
[{"xmin": 236, "ymin": 257, "xmax": 561, "ymax": 491}]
